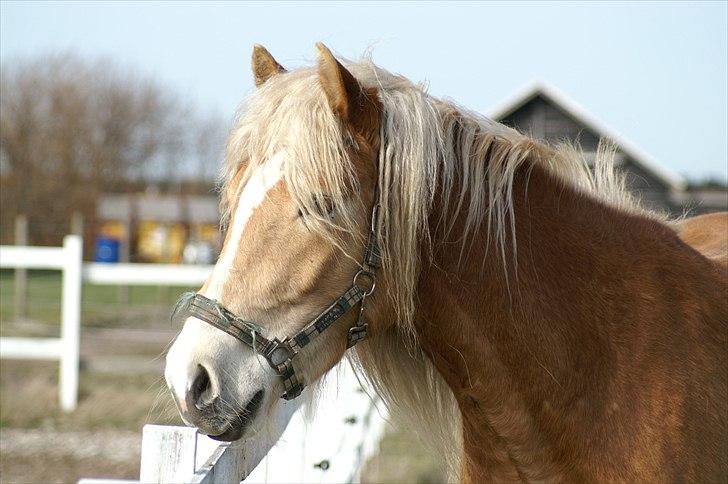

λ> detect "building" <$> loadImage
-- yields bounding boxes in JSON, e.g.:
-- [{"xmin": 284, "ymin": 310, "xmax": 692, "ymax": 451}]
[
  {"xmin": 490, "ymin": 82, "xmax": 727, "ymax": 215},
  {"xmin": 96, "ymin": 191, "xmax": 220, "ymax": 264}
]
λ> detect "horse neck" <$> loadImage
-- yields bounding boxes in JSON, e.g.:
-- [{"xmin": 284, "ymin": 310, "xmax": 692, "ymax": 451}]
[{"xmin": 413, "ymin": 160, "xmax": 725, "ymax": 480}]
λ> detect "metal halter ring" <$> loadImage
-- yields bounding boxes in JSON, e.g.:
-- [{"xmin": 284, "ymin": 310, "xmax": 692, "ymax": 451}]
[{"xmin": 352, "ymin": 270, "xmax": 376, "ymax": 296}]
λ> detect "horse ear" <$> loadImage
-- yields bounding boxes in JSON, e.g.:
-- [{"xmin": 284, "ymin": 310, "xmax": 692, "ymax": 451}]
[
  {"xmin": 315, "ymin": 42, "xmax": 367, "ymax": 127},
  {"xmin": 252, "ymin": 44, "xmax": 286, "ymax": 87}
]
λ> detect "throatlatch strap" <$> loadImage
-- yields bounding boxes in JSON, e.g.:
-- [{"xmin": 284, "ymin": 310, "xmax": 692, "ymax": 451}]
[{"xmin": 363, "ymin": 205, "xmax": 382, "ymax": 272}]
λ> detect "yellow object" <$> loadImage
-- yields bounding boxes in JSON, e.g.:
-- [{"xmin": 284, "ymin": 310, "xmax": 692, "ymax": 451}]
[
  {"xmin": 98, "ymin": 221, "xmax": 126, "ymax": 240},
  {"xmin": 137, "ymin": 221, "xmax": 187, "ymax": 263},
  {"xmin": 99, "ymin": 219, "xmax": 220, "ymax": 264}
]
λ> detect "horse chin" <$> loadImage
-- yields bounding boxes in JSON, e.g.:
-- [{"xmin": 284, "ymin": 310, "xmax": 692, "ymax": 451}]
[
  {"xmin": 209, "ymin": 423, "xmax": 245, "ymax": 442},
  {"xmin": 207, "ymin": 389, "xmax": 265, "ymax": 442}
]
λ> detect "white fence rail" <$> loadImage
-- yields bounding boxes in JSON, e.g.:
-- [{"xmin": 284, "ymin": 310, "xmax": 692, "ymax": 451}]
[
  {"xmin": 0, "ymin": 236, "xmax": 213, "ymax": 412},
  {"xmin": 81, "ymin": 362, "xmax": 387, "ymax": 483},
  {"xmin": 83, "ymin": 262, "xmax": 212, "ymax": 286},
  {"xmin": 0, "ymin": 235, "xmax": 83, "ymax": 412}
]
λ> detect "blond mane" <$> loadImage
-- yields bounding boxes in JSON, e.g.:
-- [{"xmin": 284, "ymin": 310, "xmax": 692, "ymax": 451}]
[{"xmin": 221, "ymin": 57, "xmax": 662, "ymax": 478}]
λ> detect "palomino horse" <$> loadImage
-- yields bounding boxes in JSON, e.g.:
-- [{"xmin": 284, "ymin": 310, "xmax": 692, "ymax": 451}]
[
  {"xmin": 165, "ymin": 44, "xmax": 727, "ymax": 482},
  {"xmin": 678, "ymin": 212, "xmax": 728, "ymax": 268}
]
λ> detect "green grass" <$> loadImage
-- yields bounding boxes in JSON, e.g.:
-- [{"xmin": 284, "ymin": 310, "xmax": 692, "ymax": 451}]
[{"xmin": 0, "ymin": 269, "xmax": 196, "ymax": 335}]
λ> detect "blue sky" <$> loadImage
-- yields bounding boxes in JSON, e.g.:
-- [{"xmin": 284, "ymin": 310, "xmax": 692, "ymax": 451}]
[{"xmin": 1, "ymin": 1, "xmax": 726, "ymax": 181}]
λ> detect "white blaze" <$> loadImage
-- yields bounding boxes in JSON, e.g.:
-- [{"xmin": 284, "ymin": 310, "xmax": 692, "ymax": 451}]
[
  {"xmin": 165, "ymin": 153, "xmax": 284, "ymax": 405},
  {"xmin": 205, "ymin": 152, "xmax": 285, "ymax": 298}
]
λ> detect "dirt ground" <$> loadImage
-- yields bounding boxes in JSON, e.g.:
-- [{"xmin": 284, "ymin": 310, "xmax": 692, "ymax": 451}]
[
  {"xmin": 0, "ymin": 310, "xmax": 179, "ymax": 483},
  {"xmin": 1, "ymin": 429, "xmax": 141, "ymax": 483},
  {"xmin": 0, "ymin": 359, "xmax": 177, "ymax": 483}
]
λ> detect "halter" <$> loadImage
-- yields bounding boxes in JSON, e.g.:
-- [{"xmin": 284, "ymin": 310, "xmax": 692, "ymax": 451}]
[{"xmin": 172, "ymin": 195, "xmax": 381, "ymax": 401}]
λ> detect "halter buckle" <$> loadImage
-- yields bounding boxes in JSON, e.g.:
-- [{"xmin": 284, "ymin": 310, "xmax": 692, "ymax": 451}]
[
  {"xmin": 262, "ymin": 338, "xmax": 295, "ymax": 370},
  {"xmin": 346, "ymin": 322, "xmax": 368, "ymax": 348}
]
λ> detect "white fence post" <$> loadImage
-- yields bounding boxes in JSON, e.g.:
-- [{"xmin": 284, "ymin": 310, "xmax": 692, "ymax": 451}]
[
  {"xmin": 140, "ymin": 425, "xmax": 200, "ymax": 483},
  {"xmin": 1, "ymin": 236, "xmax": 83, "ymax": 412},
  {"xmin": 60, "ymin": 235, "xmax": 82, "ymax": 412},
  {"xmin": 1, "ymin": 242, "xmax": 211, "ymax": 412},
  {"xmin": 14, "ymin": 214, "xmax": 28, "ymax": 320}
]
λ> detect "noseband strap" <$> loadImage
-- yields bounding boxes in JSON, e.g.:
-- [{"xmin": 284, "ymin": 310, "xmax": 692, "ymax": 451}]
[{"xmin": 173, "ymin": 196, "xmax": 380, "ymax": 401}]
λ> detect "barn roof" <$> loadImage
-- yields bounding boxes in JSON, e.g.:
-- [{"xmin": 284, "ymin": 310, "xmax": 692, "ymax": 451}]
[{"xmin": 489, "ymin": 82, "xmax": 686, "ymax": 191}]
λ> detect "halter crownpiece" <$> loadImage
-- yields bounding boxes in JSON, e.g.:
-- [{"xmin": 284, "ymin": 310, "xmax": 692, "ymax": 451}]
[{"xmin": 171, "ymin": 196, "xmax": 381, "ymax": 401}]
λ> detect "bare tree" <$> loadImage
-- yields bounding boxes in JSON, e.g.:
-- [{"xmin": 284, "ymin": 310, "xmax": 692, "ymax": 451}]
[
  {"xmin": 194, "ymin": 114, "xmax": 228, "ymax": 184},
  {"xmin": 0, "ymin": 52, "xmax": 225, "ymax": 246}
]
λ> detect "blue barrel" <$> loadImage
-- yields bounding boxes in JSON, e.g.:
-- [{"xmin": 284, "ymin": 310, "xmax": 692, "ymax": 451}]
[{"xmin": 95, "ymin": 237, "xmax": 120, "ymax": 263}]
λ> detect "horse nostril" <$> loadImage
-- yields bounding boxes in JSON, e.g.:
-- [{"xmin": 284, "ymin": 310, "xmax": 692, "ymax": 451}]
[{"xmin": 189, "ymin": 364, "xmax": 213, "ymax": 409}]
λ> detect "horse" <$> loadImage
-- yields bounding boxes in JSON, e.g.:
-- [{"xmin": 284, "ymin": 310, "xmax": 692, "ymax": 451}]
[
  {"xmin": 164, "ymin": 43, "xmax": 727, "ymax": 482},
  {"xmin": 678, "ymin": 212, "xmax": 728, "ymax": 267}
]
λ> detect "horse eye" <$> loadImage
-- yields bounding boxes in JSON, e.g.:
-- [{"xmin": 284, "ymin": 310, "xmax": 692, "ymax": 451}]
[
  {"xmin": 322, "ymin": 203, "xmax": 336, "ymax": 218},
  {"xmin": 319, "ymin": 199, "xmax": 336, "ymax": 219},
  {"xmin": 299, "ymin": 196, "xmax": 336, "ymax": 220}
]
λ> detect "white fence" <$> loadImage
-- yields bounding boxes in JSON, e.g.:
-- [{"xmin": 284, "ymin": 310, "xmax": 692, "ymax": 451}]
[
  {"xmin": 0, "ymin": 236, "xmax": 212, "ymax": 412},
  {"xmin": 83, "ymin": 262, "xmax": 211, "ymax": 286},
  {"xmin": 0, "ymin": 235, "xmax": 83, "ymax": 412},
  {"xmin": 81, "ymin": 362, "xmax": 386, "ymax": 483}
]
